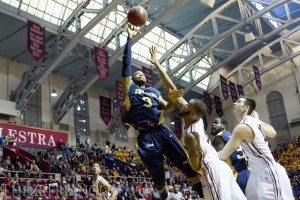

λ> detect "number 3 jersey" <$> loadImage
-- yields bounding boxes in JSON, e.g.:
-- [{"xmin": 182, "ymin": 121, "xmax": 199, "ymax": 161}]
[
  {"xmin": 123, "ymin": 82, "xmax": 164, "ymax": 128},
  {"xmin": 213, "ymin": 130, "xmax": 248, "ymax": 173},
  {"xmin": 239, "ymin": 116, "xmax": 275, "ymax": 171}
]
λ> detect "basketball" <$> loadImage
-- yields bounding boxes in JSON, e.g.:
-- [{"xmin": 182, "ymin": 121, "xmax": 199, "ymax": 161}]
[{"xmin": 127, "ymin": 6, "xmax": 148, "ymax": 27}]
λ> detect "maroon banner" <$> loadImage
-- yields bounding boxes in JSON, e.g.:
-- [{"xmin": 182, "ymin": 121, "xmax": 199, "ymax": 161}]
[
  {"xmin": 202, "ymin": 115, "xmax": 208, "ymax": 131},
  {"xmin": 142, "ymin": 66, "xmax": 153, "ymax": 87},
  {"xmin": 237, "ymin": 84, "xmax": 244, "ymax": 96},
  {"xmin": 115, "ymin": 81, "xmax": 129, "ymax": 130},
  {"xmin": 94, "ymin": 46, "xmax": 109, "ymax": 81},
  {"xmin": 229, "ymin": 81, "xmax": 238, "ymax": 103},
  {"xmin": 99, "ymin": 96, "xmax": 112, "ymax": 126},
  {"xmin": 203, "ymin": 91, "xmax": 212, "ymax": 116},
  {"xmin": 220, "ymin": 75, "xmax": 229, "ymax": 100},
  {"xmin": 173, "ymin": 116, "xmax": 182, "ymax": 140},
  {"xmin": 214, "ymin": 95, "xmax": 224, "ymax": 117},
  {"xmin": 27, "ymin": 20, "xmax": 46, "ymax": 62},
  {"xmin": 0, "ymin": 123, "xmax": 68, "ymax": 148},
  {"xmin": 253, "ymin": 65, "xmax": 262, "ymax": 90}
]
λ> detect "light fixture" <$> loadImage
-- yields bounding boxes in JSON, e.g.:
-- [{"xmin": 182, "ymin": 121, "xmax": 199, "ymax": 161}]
[
  {"xmin": 51, "ymin": 89, "xmax": 58, "ymax": 97},
  {"xmin": 51, "ymin": 73, "xmax": 58, "ymax": 97},
  {"xmin": 245, "ymin": 32, "xmax": 255, "ymax": 42},
  {"xmin": 170, "ymin": 122, "xmax": 175, "ymax": 125},
  {"xmin": 200, "ymin": 0, "xmax": 215, "ymax": 8}
]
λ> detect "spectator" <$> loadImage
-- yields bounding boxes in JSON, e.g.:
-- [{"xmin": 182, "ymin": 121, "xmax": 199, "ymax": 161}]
[
  {"xmin": 46, "ymin": 175, "xmax": 58, "ymax": 190},
  {"xmin": 85, "ymin": 137, "xmax": 91, "ymax": 150},
  {"xmin": 23, "ymin": 180, "xmax": 34, "ymax": 196},
  {"xmin": 2, "ymin": 156, "xmax": 11, "ymax": 168},
  {"xmin": 76, "ymin": 131, "xmax": 81, "ymax": 147},
  {"xmin": 169, "ymin": 184, "xmax": 184, "ymax": 200}
]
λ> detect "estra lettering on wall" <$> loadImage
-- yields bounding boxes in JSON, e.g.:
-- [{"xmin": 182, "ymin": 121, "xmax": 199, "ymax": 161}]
[{"xmin": 0, "ymin": 123, "xmax": 68, "ymax": 148}]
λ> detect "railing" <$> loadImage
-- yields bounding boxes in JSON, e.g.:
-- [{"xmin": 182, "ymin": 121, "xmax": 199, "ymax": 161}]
[{"xmin": 3, "ymin": 146, "xmax": 51, "ymax": 173}]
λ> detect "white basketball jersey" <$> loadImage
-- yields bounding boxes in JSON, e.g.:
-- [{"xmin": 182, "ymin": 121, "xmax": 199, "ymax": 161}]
[
  {"xmin": 185, "ymin": 118, "xmax": 218, "ymax": 164},
  {"xmin": 94, "ymin": 175, "xmax": 107, "ymax": 186},
  {"xmin": 240, "ymin": 116, "xmax": 275, "ymax": 171}
]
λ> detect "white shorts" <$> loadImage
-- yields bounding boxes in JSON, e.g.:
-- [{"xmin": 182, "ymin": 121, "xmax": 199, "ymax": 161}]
[
  {"xmin": 200, "ymin": 159, "xmax": 247, "ymax": 200},
  {"xmin": 275, "ymin": 162, "xmax": 294, "ymax": 200},
  {"xmin": 246, "ymin": 162, "xmax": 294, "ymax": 200}
]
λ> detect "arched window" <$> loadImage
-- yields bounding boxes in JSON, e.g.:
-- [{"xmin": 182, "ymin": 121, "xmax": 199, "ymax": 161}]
[
  {"xmin": 23, "ymin": 87, "xmax": 42, "ymax": 127},
  {"xmin": 74, "ymin": 93, "xmax": 90, "ymax": 136},
  {"xmin": 266, "ymin": 91, "xmax": 289, "ymax": 132}
]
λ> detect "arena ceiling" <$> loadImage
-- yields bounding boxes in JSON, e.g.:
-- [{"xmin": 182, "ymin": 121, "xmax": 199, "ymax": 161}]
[{"xmin": 0, "ymin": 0, "xmax": 300, "ymax": 124}]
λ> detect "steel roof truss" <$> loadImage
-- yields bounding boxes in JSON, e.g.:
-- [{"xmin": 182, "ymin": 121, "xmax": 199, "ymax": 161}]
[{"xmin": 52, "ymin": 0, "xmax": 190, "ymax": 124}]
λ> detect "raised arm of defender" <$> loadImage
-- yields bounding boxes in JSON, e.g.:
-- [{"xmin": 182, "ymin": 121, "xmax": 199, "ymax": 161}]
[{"xmin": 148, "ymin": 46, "xmax": 188, "ymax": 108}]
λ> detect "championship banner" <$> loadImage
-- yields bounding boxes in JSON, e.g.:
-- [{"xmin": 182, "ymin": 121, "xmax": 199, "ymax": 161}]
[
  {"xmin": 237, "ymin": 84, "xmax": 244, "ymax": 96},
  {"xmin": 253, "ymin": 65, "xmax": 262, "ymax": 90},
  {"xmin": 0, "ymin": 123, "xmax": 68, "ymax": 148},
  {"xmin": 214, "ymin": 95, "xmax": 224, "ymax": 117},
  {"xmin": 229, "ymin": 81, "xmax": 238, "ymax": 103},
  {"xmin": 99, "ymin": 96, "xmax": 112, "ymax": 126},
  {"xmin": 142, "ymin": 66, "xmax": 153, "ymax": 87},
  {"xmin": 173, "ymin": 116, "xmax": 182, "ymax": 140},
  {"xmin": 202, "ymin": 115, "xmax": 208, "ymax": 131},
  {"xmin": 203, "ymin": 91, "xmax": 212, "ymax": 116},
  {"xmin": 94, "ymin": 46, "xmax": 109, "ymax": 81},
  {"xmin": 220, "ymin": 75, "xmax": 229, "ymax": 100},
  {"xmin": 115, "ymin": 81, "xmax": 129, "ymax": 130},
  {"xmin": 27, "ymin": 20, "xmax": 46, "ymax": 62}
]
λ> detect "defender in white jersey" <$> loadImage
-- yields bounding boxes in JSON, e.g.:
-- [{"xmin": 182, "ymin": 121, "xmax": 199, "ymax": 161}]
[
  {"xmin": 181, "ymin": 99, "xmax": 246, "ymax": 200},
  {"xmin": 218, "ymin": 97, "xmax": 294, "ymax": 200},
  {"xmin": 92, "ymin": 163, "xmax": 118, "ymax": 200},
  {"xmin": 148, "ymin": 45, "xmax": 246, "ymax": 200}
]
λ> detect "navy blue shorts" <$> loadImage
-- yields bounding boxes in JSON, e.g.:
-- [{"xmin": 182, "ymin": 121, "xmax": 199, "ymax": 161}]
[{"xmin": 137, "ymin": 124, "xmax": 197, "ymax": 185}]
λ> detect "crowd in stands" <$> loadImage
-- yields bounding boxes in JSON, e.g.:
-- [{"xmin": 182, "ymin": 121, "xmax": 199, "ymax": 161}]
[
  {"xmin": 273, "ymin": 135, "xmax": 300, "ymax": 199},
  {"xmin": 0, "ymin": 139, "xmax": 198, "ymax": 199},
  {"xmin": 1, "ymin": 135, "xmax": 300, "ymax": 199}
]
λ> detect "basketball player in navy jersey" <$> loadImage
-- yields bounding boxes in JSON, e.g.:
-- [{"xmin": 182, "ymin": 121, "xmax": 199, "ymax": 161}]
[
  {"xmin": 218, "ymin": 97, "xmax": 294, "ymax": 200},
  {"xmin": 148, "ymin": 46, "xmax": 247, "ymax": 200},
  {"xmin": 121, "ymin": 25, "xmax": 204, "ymax": 200},
  {"xmin": 210, "ymin": 117, "xmax": 249, "ymax": 194}
]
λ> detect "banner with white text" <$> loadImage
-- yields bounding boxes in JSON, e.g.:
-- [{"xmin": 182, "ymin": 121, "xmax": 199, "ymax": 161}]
[
  {"xmin": 0, "ymin": 123, "xmax": 68, "ymax": 148},
  {"xmin": 27, "ymin": 20, "xmax": 46, "ymax": 62},
  {"xmin": 94, "ymin": 46, "xmax": 109, "ymax": 81}
]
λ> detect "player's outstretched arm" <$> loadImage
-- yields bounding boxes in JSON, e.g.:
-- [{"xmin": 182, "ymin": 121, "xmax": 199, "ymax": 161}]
[
  {"xmin": 218, "ymin": 124, "xmax": 247, "ymax": 160},
  {"xmin": 157, "ymin": 87, "xmax": 184, "ymax": 112},
  {"xmin": 121, "ymin": 25, "xmax": 140, "ymax": 96},
  {"xmin": 148, "ymin": 46, "xmax": 188, "ymax": 108}
]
